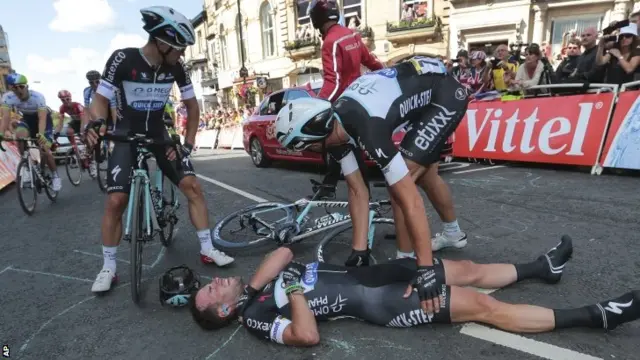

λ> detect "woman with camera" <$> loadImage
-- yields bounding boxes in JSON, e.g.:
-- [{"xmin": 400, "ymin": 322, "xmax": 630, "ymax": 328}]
[
  {"xmin": 596, "ymin": 23, "xmax": 640, "ymax": 85},
  {"xmin": 510, "ymin": 44, "xmax": 550, "ymax": 95}
]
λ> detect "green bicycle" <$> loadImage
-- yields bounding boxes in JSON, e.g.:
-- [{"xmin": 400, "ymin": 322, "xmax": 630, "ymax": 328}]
[{"xmin": 96, "ymin": 133, "xmax": 180, "ymax": 304}]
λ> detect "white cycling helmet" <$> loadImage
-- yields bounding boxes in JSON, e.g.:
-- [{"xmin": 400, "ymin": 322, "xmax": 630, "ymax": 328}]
[
  {"xmin": 275, "ymin": 98, "xmax": 335, "ymax": 151},
  {"xmin": 141, "ymin": 6, "xmax": 195, "ymax": 48}
]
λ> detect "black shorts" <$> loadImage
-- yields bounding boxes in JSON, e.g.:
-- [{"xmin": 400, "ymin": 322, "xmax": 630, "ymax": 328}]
[
  {"xmin": 399, "ymin": 75, "xmax": 468, "ymax": 166},
  {"xmin": 17, "ymin": 112, "xmax": 54, "ymax": 138},
  {"xmin": 68, "ymin": 119, "xmax": 81, "ymax": 134},
  {"xmin": 106, "ymin": 128, "xmax": 195, "ymax": 194}
]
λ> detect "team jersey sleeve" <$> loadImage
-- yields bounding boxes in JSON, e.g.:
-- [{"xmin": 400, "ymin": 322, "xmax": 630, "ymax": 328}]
[
  {"xmin": 32, "ymin": 91, "xmax": 48, "ymax": 111},
  {"xmin": 0, "ymin": 92, "xmax": 14, "ymax": 109},
  {"xmin": 318, "ymin": 39, "xmax": 342, "ymax": 102},
  {"xmin": 58, "ymin": 105, "xmax": 67, "ymax": 118},
  {"xmin": 74, "ymin": 103, "xmax": 85, "ymax": 115},
  {"xmin": 83, "ymin": 87, "xmax": 91, "ymax": 107},
  {"xmin": 172, "ymin": 59, "xmax": 195, "ymax": 100},
  {"xmin": 242, "ymin": 303, "xmax": 291, "ymax": 344},
  {"xmin": 98, "ymin": 49, "xmax": 127, "ymax": 100}
]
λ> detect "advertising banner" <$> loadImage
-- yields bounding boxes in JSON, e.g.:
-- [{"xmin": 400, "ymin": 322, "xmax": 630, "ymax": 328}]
[
  {"xmin": 452, "ymin": 93, "xmax": 615, "ymax": 166},
  {"xmin": 0, "ymin": 141, "xmax": 21, "ymax": 190},
  {"xmin": 600, "ymin": 90, "xmax": 640, "ymax": 170}
]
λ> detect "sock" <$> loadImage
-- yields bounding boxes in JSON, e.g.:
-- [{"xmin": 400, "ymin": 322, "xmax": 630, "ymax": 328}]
[
  {"xmin": 553, "ymin": 307, "xmax": 601, "ymax": 329},
  {"xmin": 396, "ymin": 250, "xmax": 415, "ymax": 259},
  {"xmin": 197, "ymin": 229, "xmax": 214, "ymax": 253},
  {"xmin": 102, "ymin": 246, "xmax": 118, "ymax": 272},
  {"xmin": 52, "ymin": 171, "xmax": 59, "ymax": 178},
  {"xmin": 514, "ymin": 259, "xmax": 544, "ymax": 282},
  {"xmin": 443, "ymin": 220, "xmax": 461, "ymax": 236}
]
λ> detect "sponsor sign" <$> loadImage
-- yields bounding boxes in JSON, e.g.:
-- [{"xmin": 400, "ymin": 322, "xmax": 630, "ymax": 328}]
[{"xmin": 600, "ymin": 90, "xmax": 640, "ymax": 170}]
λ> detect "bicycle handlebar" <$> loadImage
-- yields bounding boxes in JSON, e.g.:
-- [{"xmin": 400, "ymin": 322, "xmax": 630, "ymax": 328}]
[{"xmin": 94, "ymin": 132, "xmax": 182, "ymax": 163}]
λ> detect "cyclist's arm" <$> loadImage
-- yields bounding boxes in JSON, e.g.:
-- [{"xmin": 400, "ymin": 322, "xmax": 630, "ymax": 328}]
[
  {"xmin": 78, "ymin": 104, "xmax": 90, "ymax": 128},
  {"xmin": 318, "ymin": 40, "xmax": 341, "ymax": 102},
  {"xmin": 37, "ymin": 108, "xmax": 48, "ymax": 137},
  {"xmin": 338, "ymin": 150, "xmax": 370, "ymax": 251},
  {"xmin": 94, "ymin": 50, "xmax": 124, "ymax": 122},
  {"xmin": 0, "ymin": 96, "xmax": 11, "ymax": 133},
  {"xmin": 247, "ymin": 247, "xmax": 293, "ymax": 290},
  {"xmin": 173, "ymin": 59, "xmax": 198, "ymax": 146},
  {"xmin": 110, "ymin": 105, "xmax": 117, "ymax": 124}
]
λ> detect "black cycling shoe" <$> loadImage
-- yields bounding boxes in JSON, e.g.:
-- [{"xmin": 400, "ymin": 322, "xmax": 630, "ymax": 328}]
[
  {"xmin": 345, "ymin": 249, "xmax": 370, "ymax": 267},
  {"xmin": 538, "ymin": 235, "xmax": 573, "ymax": 284},
  {"xmin": 306, "ymin": 188, "xmax": 336, "ymax": 201},
  {"xmin": 598, "ymin": 290, "xmax": 640, "ymax": 330}
]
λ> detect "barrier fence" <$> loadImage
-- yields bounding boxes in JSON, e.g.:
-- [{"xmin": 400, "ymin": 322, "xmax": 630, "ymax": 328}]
[{"xmin": 1, "ymin": 82, "xmax": 638, "ymax": 191}]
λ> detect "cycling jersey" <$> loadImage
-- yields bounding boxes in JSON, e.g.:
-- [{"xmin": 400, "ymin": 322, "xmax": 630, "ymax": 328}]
[
  {"xmin": 97, "ymin": 48, "xmax": 196, "ymax": 194},
  {"xmin": 1, "ymin": 90, "xmax": 53, "ymax": 137},
  {"xmin": 59, "ymin": 102, "xmax": 85, "ymax": 122},
  {"xmin": 318, "ymin": 24, "xmax": 384, "ymax": 102},
  {"xmin": 83, "ymin": 86, "xmax": 116, "ymax": 108},
  {"xmin": 328, "ymin": 58, "xmax": 468, "ymax": 185},
  {"xmin": 241, "ymin": 258, "xmax": 450, "ymax": 344},
  {"xmin": 97, "ymin": 47, "xmax": 194, "ymax": 134}
]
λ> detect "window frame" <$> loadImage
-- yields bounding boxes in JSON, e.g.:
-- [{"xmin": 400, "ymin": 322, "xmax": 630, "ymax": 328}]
[{"xmin": 260, "ymin": 2, "xmax": 276, "ymax": 58}]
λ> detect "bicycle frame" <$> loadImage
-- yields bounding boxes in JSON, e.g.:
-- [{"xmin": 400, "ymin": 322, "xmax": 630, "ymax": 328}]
[{"xmin": 123, "ymin": 149, "xmax": 163, "ymax": 241}]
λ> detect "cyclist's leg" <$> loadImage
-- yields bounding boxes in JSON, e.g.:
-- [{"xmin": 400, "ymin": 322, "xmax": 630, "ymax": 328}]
[
  {"xmin": 91, "ymin": 142, "xmax": 132, "ymax": 292},
  {"xmin": 150, "ymin": 130, "xmax": 234, "ymax": 267},
  {"xmin": 398, "ymin": 75, "xmax": 469, "ymax": 252}
]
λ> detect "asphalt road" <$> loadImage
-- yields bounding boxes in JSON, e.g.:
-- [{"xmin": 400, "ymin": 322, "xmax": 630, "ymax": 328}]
[{"xmin": 1, "ymin": 150, "xmax": 639, "ymax": 360}]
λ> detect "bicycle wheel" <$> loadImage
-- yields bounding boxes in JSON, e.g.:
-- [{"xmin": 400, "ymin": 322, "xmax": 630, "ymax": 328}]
[
  {"xmin": 129, "ymin": 177, "xmax": 144, "ymax": 304},
  {"xmin": 16, "ymin": 159, "xmax": 37, "ymax": 216},
  {"xmin": 212, "ymin": 202, "xmax": 294, "ymax": 250},
  {"xmin": 96, "ymin": 143, "xmax": 109, "ymax": 193},
  {"xmin": 315, "ymin": 218, "xmax": 396, "ymax": 266},
  {"xmin": 43, "ymin": 165, "xmax": 59, "ymax": 202},
  {"xmin": 158, "ymin": 177, "xmax": 177, "ymax": 247},
  {"xmin": 65, "ymin": 149, "xmax": 83, "ymax": 186}
]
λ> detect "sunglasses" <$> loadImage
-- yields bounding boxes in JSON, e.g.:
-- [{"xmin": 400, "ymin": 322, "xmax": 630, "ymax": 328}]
[
  {"xmin": 12, "ymin": 85, "xmax": 26, "ymax": 90},
  {"xmin": 90, "ymin": 80, "xmax": 100, "ymax": 85},
  {"xmin": 62, "ymin": 98, "xmax": 72, "ymax": 102},
  {"xmin": 620, "ymin": 34, "xmax": 635, "ymax": 39}
]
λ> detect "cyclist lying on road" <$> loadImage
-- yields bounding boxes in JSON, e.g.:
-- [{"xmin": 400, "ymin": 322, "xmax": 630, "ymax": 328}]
[{"xmin": 189, "ymin": 235, "xmax": 640, "ymax": 346}]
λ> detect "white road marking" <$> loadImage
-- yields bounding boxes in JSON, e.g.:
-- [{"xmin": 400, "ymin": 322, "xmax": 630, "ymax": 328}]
[
  {"xmin": 196, "ymin": 174, "xmax": 267, "ymax": 202},
  {"xmin": 192, "ymin": 154, "xmax": 249, "ymax": 161},
  {"xmin": 453, "ymin": 165, "xmax": 506, "ymax": 174},
  {"xmin": 6, "ymin": 267, "xmax": 94, "ymax": 283},
  {"xmin": 195, "ymin": 159, "xmax": 600, "ymax": 360},
  {"xmin": 0, "ymin": 265, "xmax": 12, "ymax": 275},
  {"xmin": 439, "ymin": 162, "xmax": 471, "ymax": 172},
  {"xmin": 205, "ymin": 325, "xmax": 243, "ymax": 359},
  {"xmin": 460, "ymin": 324, "xmax": 602, "ymax": 360}
]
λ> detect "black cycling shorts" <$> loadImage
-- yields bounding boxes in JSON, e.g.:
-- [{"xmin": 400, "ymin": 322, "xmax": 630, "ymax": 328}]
[
  {"xmin": 17, "ymin": 112, "xmax": 54, "ymax": 138},
  {"xmin": 399, "ymin": 75, "xmax": 468, "ymax": 166},
  {"xmin": 68, "ymin": 119, "xmax": 81, "ymax": 134},
  {"xmin": 106, "ymin": 128, "xmax": 195, "ymax": 194}
]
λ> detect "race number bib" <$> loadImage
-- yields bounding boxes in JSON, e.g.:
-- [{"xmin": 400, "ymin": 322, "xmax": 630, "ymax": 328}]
[{"xmin": 408, "ymin": 56, "xmax": 447, "ymax": 75}]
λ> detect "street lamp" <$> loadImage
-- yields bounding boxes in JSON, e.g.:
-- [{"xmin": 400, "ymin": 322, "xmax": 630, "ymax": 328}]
[{"xmin": 237, "ymin": 0, "xmax": 248, "ymax": 83}]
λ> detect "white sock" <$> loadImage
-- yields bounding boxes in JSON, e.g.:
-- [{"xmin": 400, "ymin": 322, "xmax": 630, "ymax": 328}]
[
  {"xmin": 102, "ymin": 246, "xmax": 118, "ymax": 272},
  {"xmin": 443, "ymin": 220, "xmax": 461, "ymax": 236},
  {"xmin": 197, "ymin": 229, "xmax": 214, "ymax": 253},
  {"xmin": 396, "ymin": 250, "xmax": 415, "ymax": 259}
]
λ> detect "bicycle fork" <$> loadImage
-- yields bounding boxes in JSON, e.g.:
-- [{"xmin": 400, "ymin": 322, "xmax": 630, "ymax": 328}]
[{"xmin": 124, "ymin": 176, "xmax": 161, "ymax": 242}]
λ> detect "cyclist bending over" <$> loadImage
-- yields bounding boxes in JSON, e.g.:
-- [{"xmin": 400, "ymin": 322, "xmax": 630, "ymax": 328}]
[
  {"xmin": 57, "ymin": 90, "xmax": 95, "ymax": 177},
  {"xmin": 189, "ymin": 238, "xmax": 640, "ymax": 346},
  {"xmin": 0, "ymin": 73, "xmax": 62, "ymax": 191},
  {"xmin": 84, "ymin": 6, "xmax": 234, "ymax": 293}
]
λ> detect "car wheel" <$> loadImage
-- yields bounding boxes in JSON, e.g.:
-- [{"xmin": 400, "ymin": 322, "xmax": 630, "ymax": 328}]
[{"xmin": 250, "ymin": 137, "xmax": 270, "ymax": 168}]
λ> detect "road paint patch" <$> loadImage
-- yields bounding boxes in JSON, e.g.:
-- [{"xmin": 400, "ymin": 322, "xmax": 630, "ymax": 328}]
[
  {"xmin": 205, "ymin": 325, "xmax": 242, "ymax": 359},
  {"xmin": 196, "ymin": 174, "xmax": 267, "ymax": 202},
  {"xmin": 453, "ymin": 165, "xmax": 506, "ymax": 174},
  {"xmin": 439, "ymin": 162, "xmax": 471, "ymax": 172},
  {"xmin": 192, "ymin": 154, "xmax": 249, "ymax": 161},
  {"xmin": 6, "ymin": 267, "xmax": 94, "ymax": 283}
]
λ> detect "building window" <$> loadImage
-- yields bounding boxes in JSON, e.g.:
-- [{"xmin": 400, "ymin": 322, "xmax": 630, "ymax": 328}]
[
  {"xmin": 296, "ymin": 0, "xmax": 310, "ymax": 26},
  {"xmin": 400, "ymin": 0, "xmax": 432, "ymax": 21},
  {"xmin": 219, "ymin": 25, "xmax": 228, "ymax": 69},
  {"xmin": 550, "ymin": 15, "xmax": 602, "ymax": 58},
  {"xmin": 209, "ymin": 41, "xmax": 216, "ymax": 64},
  {"xmin": 197, "ymin": 30, "xmax": 203, "ymax": 54},
  {"xmin": 236, "ymin": 14, "xmax": 248, "ymax": 64},
  {"xmin": 261, "ymin": 1, "xmax": 276, "ymax": 58},
  {"xmin": 343, "ymin": 0, "xmax": 362, "ymax": 22}
]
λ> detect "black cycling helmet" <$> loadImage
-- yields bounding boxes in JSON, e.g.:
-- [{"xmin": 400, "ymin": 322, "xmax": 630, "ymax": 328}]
[
  {"xmin": 159, "ymin": 265, "xmax": 201, "ymax": 307},
  {"xmin": 307, "ymin": 0, "xmax": 342, "ymax": 31},
  {"xmin": 86, "ymin": 70, "xmax": 101, "ymax": 81}
]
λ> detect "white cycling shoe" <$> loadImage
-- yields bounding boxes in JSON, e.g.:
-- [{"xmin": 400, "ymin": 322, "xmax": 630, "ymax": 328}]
[
  {"xmin": 431, "ymin": 232, "xmax": 468, "ymax": 251},
  {"xmin": 91, "ymin": 268, "xmax": 118, "ymax": 292},
  {"xmin": 51, "ymin": 176, "xmax": 62, "ymax": 191}
]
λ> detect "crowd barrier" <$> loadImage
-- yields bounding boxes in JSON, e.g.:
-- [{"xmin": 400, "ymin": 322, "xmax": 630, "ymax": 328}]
[
  {"xmin": 193, "ymin": 126, "xmax": 244, "ymax": 150},
  {"xmin": 452, "ymin": 81, "xmax": 640, "ymax": 175},
  {"xmin": 0, "ymin": 141, "xmax": 22, "ymax": 191}
]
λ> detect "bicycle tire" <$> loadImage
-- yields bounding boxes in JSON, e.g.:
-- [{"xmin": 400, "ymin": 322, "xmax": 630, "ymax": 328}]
[
  {"xmin": 96, "ymin": 144, "xmax": 109, "ymax": 193},
  {"xmin": 159, "ymin": 178, "xmax": 177, "ymax": 247},
  {"xmin": 212, "ymin": 202, "xmax": 294, "ymax": 250},
  {"xmin": 130, "ymin": 177, "xmax": 144, "ymax": 304},
  {"xmin": 43, "ymin": 165, "xmax": 58, "ymax": 202},
  {"xmin": 16, "ymin": 159, "xmax": 37, "ymax": 216},
  {"xmin": 315, "ymin": 217, "xmax": 395, "ymax": 265},
  {"xmin": 65, "ymin": 149, "xmax": 82, "ymax": 186}
]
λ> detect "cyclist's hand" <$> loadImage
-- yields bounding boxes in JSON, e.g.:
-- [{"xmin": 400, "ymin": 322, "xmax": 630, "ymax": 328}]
[
  {"xmin": 36, "ymin": 133, "xmax": 53, "ymax": 150},
  {"xmin": 281, "ymin": 261, "xmax": 306, "ymax": 288},
  {"xmin": 403, "ymin": 265, "xmax": 444, "ymax": 315},
  {"xmin": 166, "ymin": 146, "xmax": 177, "ymax": 161},
  {"xmin": 85, "ymin": 128, "xmax": 98, "ymax": 147},
  {"xmin": 2, "ymin": 130, "xmax": 12, "ymax": 140}
]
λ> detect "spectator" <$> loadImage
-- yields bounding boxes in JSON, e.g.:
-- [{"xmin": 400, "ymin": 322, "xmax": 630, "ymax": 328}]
[
  {"xmin": 631, "ymin": 11, "xmax": 639, "ymax": 26},
  {"xmin": 569, "ymin": 27, "xmax": 605, "ymax": 83},
  {"xmin": 485, "ymin": 44, "xmax": 517, "ymax": 92},
  {"xmin": 511, "ymin": 44, "xmax": 549, "ymax": 95},
  {"xmin": 596, "ymin": 23, "xmax": 640, "ymax": 85},
  {"xmin": 451, "ymin": 50, "xmax": 471, "ymax": 86},
  {"xmin": 401, "ymin": 4, "xmax": 416, "ymax": 22},
  {"xmin": 554, "ymin": 39, "xmax": 581, "ymax": 82},
  {"xmin": 466, "ymin": 50, "xmax": 491, "ymax": 98}
]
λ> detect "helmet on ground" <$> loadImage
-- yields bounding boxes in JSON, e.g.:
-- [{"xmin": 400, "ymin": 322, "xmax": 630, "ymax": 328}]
[
  {"xmin": 141, "ymin": 6, "xmax": 196, "ymax": 48},
  {"xmin": 86, "ymin": 70, "xmax": 101, "ymax": 81},
  {"xmin": 275, "ymin": 98, "xmax": 334, "ymax": 151},
  {"xmin": 6, "ymin": 73, "xmax": 28, "ymax": 86},
  {"xmin": 159, "ymin": 265, "xmax": 201, "ymax": 307},
  {"xmin": 307, "ymin": 0, "xmax": 342, "ymax": 30},
  {"xmin": 58, "ymin": 90, "xmax": 72, "ymax": 99}
]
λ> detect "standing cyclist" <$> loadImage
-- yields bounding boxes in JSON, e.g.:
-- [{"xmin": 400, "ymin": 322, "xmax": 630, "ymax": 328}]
[
  {"xmin": 0, "ymin": 73, "xmax": 62, "ymax": 191},
  {"xmin": 85, "ymin": 6, "xmax": 234, "ymax": 293},
  {"xmin": 84, "ymin": 70, "xmax": 117, "ymax": 131}
]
